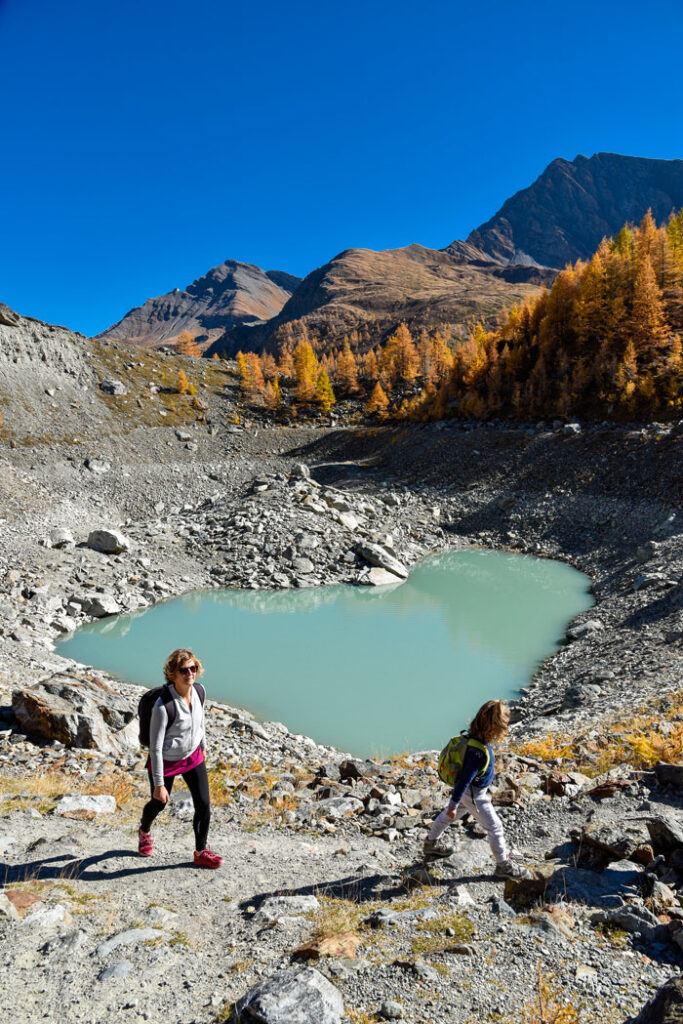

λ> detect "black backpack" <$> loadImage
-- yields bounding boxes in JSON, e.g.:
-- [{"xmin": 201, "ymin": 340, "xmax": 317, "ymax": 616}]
[{"xmin": 138, "ymin": 682, "xmax": 206, "ymax": 747}]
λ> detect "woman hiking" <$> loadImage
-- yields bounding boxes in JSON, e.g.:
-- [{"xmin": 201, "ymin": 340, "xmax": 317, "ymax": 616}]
[
  {"xmin": 138, "ymin": 648, "xmax": 223, "ymax": 868},
  {"xmin": 423, "ymin": 699, "xmax": 523, "ymax": 878}
]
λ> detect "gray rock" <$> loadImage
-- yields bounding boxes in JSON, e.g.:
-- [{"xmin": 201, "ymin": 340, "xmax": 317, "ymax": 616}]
[
  {"xmin": 591, "ymin": 905, "xmax": 666, "ymax": 944},
  {"xmin": 84, "ymin": 457, "xmax": 111, "ymax": 474},
  {"xmin": 96, "ymin": 928, "xmax": 164, "ymax": 957},
  {"xmin": 292, "ymin": 557, "xmax": 314, "ymax": 574},
  {"xmin": 634, "ymin": 573, "xmax": 676, "ymax": 592},
  {"xmin": 99, "ymin": 960, "xmax": 133, "ymax": 981},
  {"xmin": 84, "ymin": 594, "xmax": 121, "ymax": 618},
  {"xmin": 627, "ymin": 977, "xmax": 683, "ymax": 1023},
  {"xmin": 99, "ymin": 380, "xmax": 127, "ymax": 396},
  {"xmin": 563, "ymin": 422, "xmax": 582, "ymax": 436},
  {"xmin": 290, "ymin": 463, "xmax": 311, "ymax": 480},
  {"xmin": 647, "ymin": 815, "xmax": 683, "ymax": 852},
  {"xmin": 255, "ymin": 896, "xmax": 320, "ymax": 924},
  {"xmin": 362, "ymin": 567, "xmax": 405, "ymax": 587},
  {"xmin": 41, "ymin": 928, "xmax": 88, "ymax": 956},
  {"xmin": 234, "ymin": 966, "xmax": 343, "ymax": 1024},
  {"xmin": 46, "ymin": 528, "xmax": 75, "ymax": 549},
  {"xmin": 380, "ymin": 1001, "xmax": 403, "ymax": 1019},
  {"xmin": 355, "ymin": 542, "xmax": 409, "ymax": 580},
  {"xmin": 175, "ymin": 429, "xmax": 193, "ymax": 441},
  {"xmin": 567, "ymin": 619, "xmax": 604, "ymax": 640},
  {"xmin": 0, "ymin": 893, "xmax": 20, "ymax": 920},
  {"xmin": 87, "ymin": 528, "xmax": 130, "ymax": 554},
  {"xmin": 12, "ymin": 676, "xmax": 134, "ymax": 753}
]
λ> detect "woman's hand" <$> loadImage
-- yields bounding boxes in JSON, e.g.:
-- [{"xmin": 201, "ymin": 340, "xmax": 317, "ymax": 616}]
[
  {"xmin": 153, "ymin": 785, "xmax": 169, "ymax": 804},
  {"xmin": 445, "ymin": 803, "xmax": 458, "ymax": 820}
]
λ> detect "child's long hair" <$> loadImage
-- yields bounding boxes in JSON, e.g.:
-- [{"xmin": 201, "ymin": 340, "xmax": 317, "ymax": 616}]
[{"xmin": 469, "ymin": 700, "xmax": 510, "ymax": 743}]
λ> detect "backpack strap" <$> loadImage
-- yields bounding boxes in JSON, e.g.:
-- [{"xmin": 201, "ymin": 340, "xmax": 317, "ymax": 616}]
[
  {"xmin": 194, "ymin": 681, "xmax": 206, "ymax": 707},
  {"xmin": 159, "ymin": 684, "xmax": 177, "ymax": 730},
  {"xmin": 466, "ymin": 737, "xmax": 490, "ymax": 777}
]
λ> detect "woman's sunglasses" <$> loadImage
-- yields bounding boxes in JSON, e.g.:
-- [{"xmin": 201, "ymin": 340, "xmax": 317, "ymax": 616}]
[{"xmin": 178, "ymin": 665, "xmax": 198, "ymax": 675}]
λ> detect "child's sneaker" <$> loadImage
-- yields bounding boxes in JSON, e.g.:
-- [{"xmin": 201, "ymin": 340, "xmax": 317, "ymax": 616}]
[
  {"xmin": 494, "ymin": 859, "xmax": 526, "ymax": 878},
  {"xmin": 138, "ymin": 828, "xmax": 153, "ymax": 857},
  {"xmin": 423, "ymin": 837, "xmax": 454, "ymax": 860},
  {"xmin": 194, "ymin": 848, "xmax": 223, "ymax": 869}
]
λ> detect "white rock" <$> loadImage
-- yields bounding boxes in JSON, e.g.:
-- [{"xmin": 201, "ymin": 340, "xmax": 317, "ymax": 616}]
[
  {"xmin": 20, "ymin": 903, "xmax": 72, "ymax": 928},
  {"xmin": 54, "ymin": 794, "xmax": 117, "ymax": 815},
  {"xmin": 255, "ymin": 895, "xmax": 320, "ymax": 924},
  {"xmin": 0, "ymin": 893, "xmax": 20, "ymax": 920}
]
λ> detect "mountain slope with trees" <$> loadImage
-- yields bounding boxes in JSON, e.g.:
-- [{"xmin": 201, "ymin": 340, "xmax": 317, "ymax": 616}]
[
  {"xmin": 421, "ymin": 210, "xmax": 683, "ymax": 422},
  {"xmin": 207, "ymin": 244, "xmax": 552, "ymax": 358}
]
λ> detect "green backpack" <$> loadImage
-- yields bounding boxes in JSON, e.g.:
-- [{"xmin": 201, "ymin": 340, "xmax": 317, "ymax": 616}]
[{"xmin": 437, "ymin": 733, "xmax": 490, "ymax": 787}]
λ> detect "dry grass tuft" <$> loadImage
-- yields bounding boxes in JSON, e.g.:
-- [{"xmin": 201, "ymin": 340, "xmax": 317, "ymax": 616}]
[{"xmin": 511, "ymin": 690, "xmax": 683, "ymax": 776}]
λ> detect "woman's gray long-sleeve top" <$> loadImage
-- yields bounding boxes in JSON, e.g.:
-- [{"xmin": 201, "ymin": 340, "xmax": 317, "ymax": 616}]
[{"xmin": 149, "ymin": 685, "xmax": 206, "ymax": 786}]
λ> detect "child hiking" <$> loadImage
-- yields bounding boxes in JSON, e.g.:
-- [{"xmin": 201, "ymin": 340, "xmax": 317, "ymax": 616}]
[
  {"xmin": 424, "ymin": 699, "xmax": 523, "ymax": 878},
  {"xmin": 137, "ymin": 648, "xmax": 223, "ymax": 869}
]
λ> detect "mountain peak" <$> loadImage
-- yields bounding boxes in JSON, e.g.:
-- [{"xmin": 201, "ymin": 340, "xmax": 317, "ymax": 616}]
[{"xmin": 462, "ymin": 152, "xmax": 683, "ymax": 268}]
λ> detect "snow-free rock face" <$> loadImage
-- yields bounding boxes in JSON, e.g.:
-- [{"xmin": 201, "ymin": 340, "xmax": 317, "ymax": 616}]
[
  {"xmin": 96, "ymin": 260, "xmax": 299, "ymax": 351},
  {"xmin": 459, "ymin": 152, "xmax": 683, "ymax": 268},
  {"xmin": 233, "ymin": 967, "xmax": 344, "ymax": 1024}
]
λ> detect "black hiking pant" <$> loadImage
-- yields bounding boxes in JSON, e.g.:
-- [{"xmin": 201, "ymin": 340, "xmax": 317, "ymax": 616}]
[{"xmin": 140, "ymin": 760, "xmax": 211, "ymax": 852}]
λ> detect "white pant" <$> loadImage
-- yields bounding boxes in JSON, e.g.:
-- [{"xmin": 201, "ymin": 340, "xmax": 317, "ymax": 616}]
[{"xmin": 427, "ymin": 787, "xmax": 508, "ymax": 864}]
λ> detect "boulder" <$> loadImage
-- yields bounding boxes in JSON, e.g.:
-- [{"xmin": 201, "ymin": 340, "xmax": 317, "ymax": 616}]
[
  {"xmin": 290, "ymin": 463, "xmax": 311, "ymax": 480},
  {"xmin": 654, "ymin": 763, "xmax": 683, "ymax": 789},
  {"xmin": 355, "ymin": 542, "xmax": 409, "ymax": 580},
  {"xmin": 99, "ymin": 380, "xmax": 127, "ymax": 396},
  {"xmin": 55, "ymin": 794, "xmax": 117, "ymax": 816},
  {"xmin": 566, "ymin": 619, "xmax": 604, "ymax": 640},
  {"xmin": 12, "ymin": 675, "xmax": 135, "ymax": 753},
  {"xmin": 233, "ymin": 967, "xmax": 343, "ymax": 1024},
  {"xmin": 591, "ymin": 905, "xmax": 666, "ymax": 944},
  {"xmin": 84, "ymin": 594, "xmax": 121, "ymax": 618},
  {"xmin": 84, "ymin": 457, "xmax": 111, "ymax": 475},
  {"xmin": 87, "ymin": 529, "xmax": 130, "ymax": 554},
  {"xmin": 45, "ymin": 528, "xmax": 75, "ymax": 549},
  {"xmin": 362, "ymin": 567, "xmax": 404, "ymax": 587},
  {"xmin": 647, "ymin": 815, "xmax": 683, "ymax": 853},
  {"xmin": 628, "ymin": 977, "xmax": 683, "ymax": 1023}
]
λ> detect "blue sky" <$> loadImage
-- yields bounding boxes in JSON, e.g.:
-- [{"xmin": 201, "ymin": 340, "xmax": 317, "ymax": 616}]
[{"xmin": 2, "ymin": 0, "xmax": 682, "ymax": 336}]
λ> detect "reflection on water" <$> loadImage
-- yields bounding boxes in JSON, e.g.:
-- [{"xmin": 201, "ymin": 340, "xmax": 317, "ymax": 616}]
[{"xmin": 57, "ymin": 550, "xmax": 593, "ymax": 757}]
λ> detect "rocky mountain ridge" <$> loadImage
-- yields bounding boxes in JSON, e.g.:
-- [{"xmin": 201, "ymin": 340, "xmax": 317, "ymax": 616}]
[
  {"xmin": 96, "ymin": 260, "xmax": 300, "ymax": 352},
  {"xmin": 459, "ymin": 152, "xmax": 683, "ymax": 269},
  {"xmin": 207, "ymin": 244, "xmax": 554, "ymax": 357}
]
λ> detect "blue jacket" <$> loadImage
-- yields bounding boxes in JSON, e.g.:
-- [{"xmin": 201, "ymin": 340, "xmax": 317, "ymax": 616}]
[{"xmin": 450, "ymin": 741, "xmax": 494, "ymax": 806}]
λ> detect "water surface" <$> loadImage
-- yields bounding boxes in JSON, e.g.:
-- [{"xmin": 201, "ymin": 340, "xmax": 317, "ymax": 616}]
[{"xmin": 57, "ymin": 550, "xmax": 593, "ymax": 757}]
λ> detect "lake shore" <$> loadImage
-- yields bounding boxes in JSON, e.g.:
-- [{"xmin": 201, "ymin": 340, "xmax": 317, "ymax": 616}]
[{"xmin": 1, "ymin": 332, "xmax": 682, "ymax": 1022}]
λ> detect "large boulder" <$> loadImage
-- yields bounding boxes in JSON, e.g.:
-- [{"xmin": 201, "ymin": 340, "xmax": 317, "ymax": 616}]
[
  {"xmin": 628, "ymin": 978, "xmax": 683, "ymax": 1023},
  {"xmin": 354, "ymin": 542, "xmax": 409, "ymax": 580},
  {"xmin": 233, "ymin": 967, "xmax": 344, "ymax": 1024},
  {"xmin": 87, "ymin": 529, "xmax": 130, "ymax": 554},
  {"xmin": 12, "ymin": 674, "xmax": 136, "ymax": 754}
]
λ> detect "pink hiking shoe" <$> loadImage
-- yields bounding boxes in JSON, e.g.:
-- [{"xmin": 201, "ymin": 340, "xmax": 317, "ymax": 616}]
[
  {"xmin": 194, "ymin": 848, "xmax": 223, "ymax": 869},
  {"xmin": 138, "ymin": 828, "xmax": 153, "ymax": 857}
]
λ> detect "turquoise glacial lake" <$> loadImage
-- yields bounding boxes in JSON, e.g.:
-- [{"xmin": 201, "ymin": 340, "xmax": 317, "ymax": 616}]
[{"xmin": 57, "ymin": 550, "xmax": 593, "ymax": 758}]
